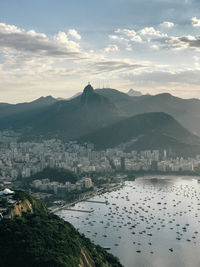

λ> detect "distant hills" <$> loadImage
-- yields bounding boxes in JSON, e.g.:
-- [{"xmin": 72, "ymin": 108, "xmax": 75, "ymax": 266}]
[
  {"xmin": 0, "ymin": 96, "xmax": 58, "ymax": 129},
  {"xmin": 1, "ymin": 85, "xmax": 200, "ymax": 155},
  {"xmin": 79, "ymin": 112, "xmax": 200, "ymax": 156},
  {"xmin": 22, "ymin": 84, "xmax": 120, "ymax": 140},
  {"xmin": 127, "ymin": 88, "xmax": 142, "ymax": 97},
  {"xmin": 96, "ymin": 89, "xmax": 200, "ymax": 137}
]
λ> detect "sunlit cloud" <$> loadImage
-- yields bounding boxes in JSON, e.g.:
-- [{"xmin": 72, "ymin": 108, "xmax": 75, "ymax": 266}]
[
  {"xmin": 160, "ymin": 21, "xmax": 174, "ymax": 28},
  {"xmin": 68, "ymin": 29, "xmax": 82, "ymax": 40},
  {"xmin": 166, "ymin": 35, "xmax": 200, "ymax": 51},
  {"xmin": 104, "ymin": 44, "xmax": 119, "ymax": 52},
  {"xmin": 139, "ymin": 27, "xmax": 167, "ymax": 37},
  {"xmin": 1, "ymin": 16, "xmax": 200, "ymax": 102},
  {"xmin": 115, "ymin": 29, "xmax": 142, "ymax": 43},
  {"xmin": 191, "ymin": 17, "xmax": 200, "ymax": 27},
  {"xmin": 0, "ymin": 23, "xmax": 86, "ymax": 60}
]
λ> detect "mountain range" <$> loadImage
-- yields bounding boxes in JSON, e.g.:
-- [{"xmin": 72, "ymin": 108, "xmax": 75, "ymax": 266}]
[
  {"xmin": 25, "ymin": 84, "xmax": 120, "ymax": 140},
  {"xmin": 96, "ymin": 90, "xmax": 200, "ymax": 137},
  {"xmin": 1, "ymin": 84, "xmax": 200, "ymax": 156},
  {"xmin": 0, "ymin": 96, "xmax": 58, "ymax": 129},
  {"xmin": 79, "ymin": 112, "xmax": 200, "ymax": 156},
  {"xmin": 127, "ymin": 88, "xmax": 143, "ymax": 97}
]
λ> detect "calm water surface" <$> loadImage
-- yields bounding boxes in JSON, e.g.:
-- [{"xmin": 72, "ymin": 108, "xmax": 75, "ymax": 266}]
[{"xmin": 56, "ymin": 176, "xmax": 200, "ymax": 267}]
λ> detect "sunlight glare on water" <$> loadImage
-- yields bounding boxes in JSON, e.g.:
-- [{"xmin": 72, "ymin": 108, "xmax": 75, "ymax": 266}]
[{"xmin": 56, "ymin": 176, "xmax": 200, "ymax": 267}]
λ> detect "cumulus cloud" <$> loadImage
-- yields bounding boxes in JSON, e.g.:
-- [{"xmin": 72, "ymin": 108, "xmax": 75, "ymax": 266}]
[
  {"xmin": 0, "ymin": 22, "xmax": 155, "ymax": 102},
  {"xmin": 166, "ymin": 35, "xmax": 200, "ymax": 51},
  {"xmin": 68, "ymin": 29, "xmax": 81, "ymax": 40},
  {"xmin": 0, "ymin": 23, "xmax": 85, "ymax": 60},
  {"xmin": 0, "ymin": 23, "xmax": 22, "ymax": 34},
  {"xmin": 108, "ymin": 34, "xmax": 131, "ymax": 51},
  {"xmin": 160, "ymin": 21, "xmax": 174, "ymax": 28},
  {"xmin": 191, "ymin": 17, "xmax": 200, "ymax": 27},
  {"xmin": 104, "ymin": 44, "xmax": 119, "ymax": 52},
  {"xmin": 139, "ymin": 27, "xmax": 167, "ymax": 37},
  {"xmin": 2, "ymin": 20, "xmax": 200, "ymax": 102},
  {"xmin": 54, "ymin": 31, "xmax": 81, "ymax": 52},
  {"xmin": 109, "ymin": 35, "xmax": 127, "ymax": 42},
  {"xmin": 115, "ymin": 29, "xmax": 142, "ymax": 43},
  {"xmin": 109, "ymin": 28, "xmax": 142, "ymax": 52}
]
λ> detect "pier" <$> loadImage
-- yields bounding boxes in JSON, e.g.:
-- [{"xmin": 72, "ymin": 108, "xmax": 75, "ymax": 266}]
[
  {"xmin": 84, "ymin": 200, "xmax": 107, "ymax": 204},
  {"xmin": 51, "ymin": 182, "xmax": 124, "ymax": 213},
  {"xmin": 63, "ymin": 208, "xmax": 93, "ymax": 213},
  {"xmin": 103, "ymin": 247, "xmax": 111, "ymax": 250}
]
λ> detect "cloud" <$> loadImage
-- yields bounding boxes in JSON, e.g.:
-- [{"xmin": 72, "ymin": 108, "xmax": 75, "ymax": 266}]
[
  {"xmin": 2, "ymin": 20, "xmax": 200, "ymax": 102},
  {"xmin": 139, "ymin": 27, "xmax": 167, "ymax": 37},
  {"xmin": 0, "ymin": 23, "xmax": 86, "ymax": 60},
  {"xmin": 0, "ymin": 22, "xmax": 155, "ymax": 102},
  {"xmin": 191, "ymin": 17, "xmax": 200, "ymax": 27},
  {"xmin": 0, "ymin": 23, "xmax": 22, "ymax": 34},
  {"xmin": 166, "ymin": 35, "xmax": 200, "ymax": 51},
  {"xmin": 109, "ymin": 35, "xmax": 127, "ymax": 42},
  {"xmin": 67, "ymin": 59, "xmax": 149, "ymax": 78},
  {"xmin": 54, "ymin": 31, "xmax": 81, "ymax": 52},
  {"xmin": 89, "ymin": 60, "xmax": 147, "ymax": 74},
  {"xmin": 115, "ymin": 29, "xmax": 142, "ymax": 43},
  {"xmin": 104, "ymin": 44, "xmax": 119, "ymax": 52},
  {"xmin": 68, "ymin": 29, "xmax": 81, "ymax": 40},
  {"xmin": 126, "ymin": 44, "xmax": 133, "ymax": 51},
  {"xmin": 160, "ymin": 21, "xmax": 174, "ymax": 28},
  {"xmin": 108, "ymin": 33, "xmax": 131, "ymax": 51},
  {"xmin": 122, "ymin": 69, "xmax": 200, "ymax": 86},
  {"xmin": 108, "ymin": 28, "xmax": 142, "ymax": 52}
]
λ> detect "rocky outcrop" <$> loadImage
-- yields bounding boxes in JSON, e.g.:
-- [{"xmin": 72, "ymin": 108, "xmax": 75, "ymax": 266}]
[
  {"xmin": 9, "ymin": 199, "xmax": 34, "ymax": 218},
  {"xmin": 79, "ymin": 248, "xmax": 95, "ymax": 267},
  {"xmin": 0, "ymin": 191, "xmax": 123, "ymax": 267}
]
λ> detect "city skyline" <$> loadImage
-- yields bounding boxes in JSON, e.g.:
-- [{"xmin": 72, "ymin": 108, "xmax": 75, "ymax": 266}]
[{"xmin": 1, "ymin": 0, "xmax": 200, "ymax": 102}]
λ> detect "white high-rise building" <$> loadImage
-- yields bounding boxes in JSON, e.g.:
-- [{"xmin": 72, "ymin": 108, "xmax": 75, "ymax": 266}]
[{"xmin": 84, "ymin": 178, "xmax": 93, "ymax": 189}]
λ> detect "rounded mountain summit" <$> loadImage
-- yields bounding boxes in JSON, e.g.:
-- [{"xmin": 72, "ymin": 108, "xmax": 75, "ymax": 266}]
[{"xmin": 27, "ymin": 84, "xmax": 119, "ymax": 140}]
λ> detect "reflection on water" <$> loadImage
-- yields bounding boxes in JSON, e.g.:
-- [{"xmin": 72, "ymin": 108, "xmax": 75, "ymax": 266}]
[{"xmin": 56, "ymin": 176, "xmax": 200, "ymax": 267}]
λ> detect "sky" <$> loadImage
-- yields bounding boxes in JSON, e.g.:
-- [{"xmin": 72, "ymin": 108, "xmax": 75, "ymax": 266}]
[{"xmin": 1, "ymin": 0, "xmax": 200, "ymax": 103}]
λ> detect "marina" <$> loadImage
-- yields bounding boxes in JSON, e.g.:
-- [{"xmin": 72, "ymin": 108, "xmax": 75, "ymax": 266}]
[
  {"xmin": 56, "ymin": 175, "xmax": 200, "ymax": 267},
  {"xmin": 51, "ymin": 183, "xmax": 123, "ymax": 213}
]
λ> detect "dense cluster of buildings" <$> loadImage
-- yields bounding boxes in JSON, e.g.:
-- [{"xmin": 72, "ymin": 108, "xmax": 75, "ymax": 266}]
[{"xmin": 0, "ymin": 131, "xmax": 200, "ymax": 185}]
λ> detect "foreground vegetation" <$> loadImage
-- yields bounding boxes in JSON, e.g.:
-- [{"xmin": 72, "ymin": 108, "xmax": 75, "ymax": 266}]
[
  {"xmin": 0, "ymin": 191, "xmax": 123, "ymax": 267},
  {"xmin": 19, "ymin": 167, "xmax": 80, "ymax": 184}
]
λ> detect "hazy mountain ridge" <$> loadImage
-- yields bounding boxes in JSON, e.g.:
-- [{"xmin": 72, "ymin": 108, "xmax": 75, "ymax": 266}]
[
  {"xmin": 95, "ymin": 89, "xmax": 200, "ymax": 136},
  {"xmin": 0, "ymin": 95, "xmax": 57, "ymax": 118},
  {"xmin": 0, "ymin": 96, "xmax": 58, "ymax": 130},
  {"xmin": 1, "ymin": 86, "xmax": 200, "ymax": 156},
  {"xmin": 79, "ymin": 112, "xmax": 200, "ymax": 156},
  {"xmin": 22, "ymin": 84, "xmax": 121, "ymax": 140},
  {"xmin": 1, "ymin": 87, "xmax": 200, "ymax": 136},
  {"xmin": 127, "ymin": 88, "xmax": 143, "ymax": 96}
]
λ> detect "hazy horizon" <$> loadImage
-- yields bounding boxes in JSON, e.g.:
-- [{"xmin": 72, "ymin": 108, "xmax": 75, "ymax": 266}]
[
  {"xmin": 1, "ymin": 85, "xmax": 200, "ymax": 105},
  {"xmin": 1, "ymin": 0, "xmax": 200, "ymax": 103}
]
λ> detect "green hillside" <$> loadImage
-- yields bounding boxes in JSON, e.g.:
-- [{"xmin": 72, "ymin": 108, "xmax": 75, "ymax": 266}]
[
  {"xmin": 79, "ymin": 112, "xmax": 200, "ymax": 156},
  {"xmin": 0, "ymin": 191, "xmax": 123, "ymax": 267},
  {"xmin": 28, "ymin": 167, "xmax": 79, "ymax": 184}
]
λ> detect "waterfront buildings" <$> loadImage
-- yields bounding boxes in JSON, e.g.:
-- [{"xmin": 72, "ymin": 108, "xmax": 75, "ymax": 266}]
[{"xmin": 0, "ymin": 131, "xmax": 199, "ymax": 186}]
